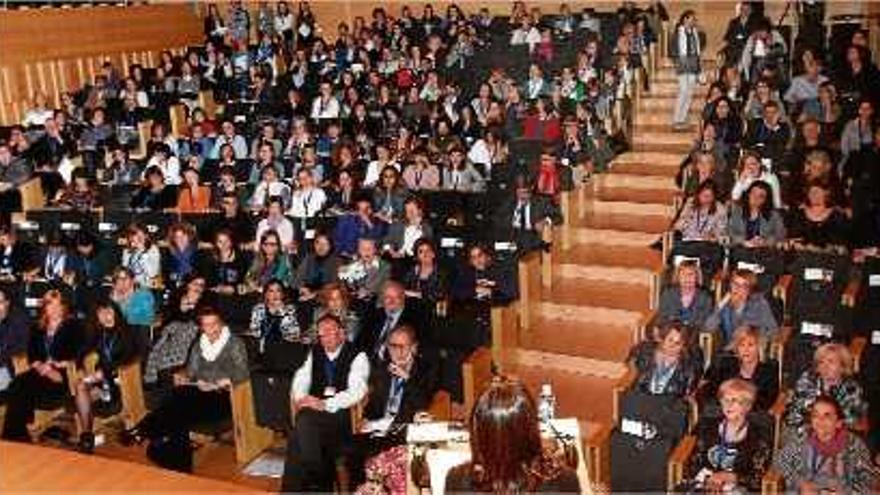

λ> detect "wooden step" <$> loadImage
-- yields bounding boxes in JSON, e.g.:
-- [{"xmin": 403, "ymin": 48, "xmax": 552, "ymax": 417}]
[
  {"xmin": 589, "ymin": 199, "xmax": 673, "ymax": 219},
  {"xmin": 579, "ymin": 211, "xmax": 670, "ymax": 234},
  {"xmin": 500, "ymin": 348, "xmax": 627, "ymax": 424},
  {"xmin": 556, "ymin": 263, "xmax": 656, "ymax": 288},
  {"xmin": 596, "ymin": 187, "xmax": 676, "ymax": 204},
  {"xmin": 522, "ymin": 302, "xmax": 643, "ymax": 361},
  {"xmin": 597, "ymin": 173, "xmax": 677, "ymax": 191},
  {"xmin": 611, "ymin": 151, "xmax": 684, "ymax": 169},
  {"xmin": 560, "ymin": 240, "xmax": 663, "ymax": 271},
  {"xmin": 637, "ymin": 97, "xmax": 702, "ymax": 111},
  {"xmin": 569, "ymin": 227, "xmax": 662, "ymax": 248},
  {"xmin": 544, "ymin": 276, "xmax": 653, "ymax": 312}
]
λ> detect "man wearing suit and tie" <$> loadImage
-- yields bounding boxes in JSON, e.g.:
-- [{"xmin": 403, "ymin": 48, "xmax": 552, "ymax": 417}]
[
  {"xmin": 357, "ymin": 281, "xmax": 426, "ymax": 363},
  {"xmin": 346, "ymin": 324, "xmax": 439, "ymax": 488},
  {"xmin": 496, "ymin": 178, "xmax": 553, "ymax": 252}
]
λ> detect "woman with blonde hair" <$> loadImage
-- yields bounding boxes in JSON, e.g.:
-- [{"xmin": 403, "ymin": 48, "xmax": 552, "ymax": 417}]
[
  {"xmin": 1, "ymin": 290, "xmax": 85, "ymax": 442},
  {"xmin": 684, "ymin": 378, "xmax": 773, "ymax": 493},
  {"xmin": 698, "ymin": 325, "xmax": 779, "ymax": 412},
  {"xmin": 784, "ymin": 343, "xmax": 867, "ymax": 437},
  {"xmin": 657, "ymin": 259, "xmax": 714, "ymax": 329}
]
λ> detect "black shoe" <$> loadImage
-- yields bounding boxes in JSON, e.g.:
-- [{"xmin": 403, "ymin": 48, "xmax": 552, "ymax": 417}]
[
  {"xmin": 78, "ymin": 432, "xmax": 95, "ymax": 454},
  {"xmin": 119, "ymin": 427, "xmax": 144, "ymax": 446}
]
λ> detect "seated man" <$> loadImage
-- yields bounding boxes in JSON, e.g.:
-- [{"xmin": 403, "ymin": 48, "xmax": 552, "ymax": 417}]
[
  {"xmin": 358, "ymin": 281, "xmax": 425, "ymax": 362},
  {"xmin": 282, "ymin": 314, "xmax": 370, "ymax": 492},
  {"xmin": 496, "ymin": 177, "xmax": 553, "ymax": 252},
  {"xmin": 347, "ymin": 324, "xmax": 438, "ymax": 487}
]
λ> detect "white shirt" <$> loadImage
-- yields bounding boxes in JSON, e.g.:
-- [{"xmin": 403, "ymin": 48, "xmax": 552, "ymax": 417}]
[
  {"xmin": 22, "ymin": 108, "xmax": 54, "ymax": 128},
  {"xmin": 145, "ymin": 156, "xmax": 181, "ymax": 185},
  {"xmin": 287, "ymin": 187, "xmax": 327, "ymax": 218},
  {"xmin": 468, "ymin": 139, "xmax": 493, "ymax": 174},
  {"xmin": 401, "ymin": 224, "xmax": 423, "ymax": 256},
  {"xmin": 274, "ymin": 13, "xmax": 293, "ymax": 33},
  {"xmin": 122, "ymin": 245, "xmax": 161, "ymax": 288},
  {"xmin": 250, "ymin": 181, "xmax": 291, "ymax": 210},
  {"xmin": 256, "ymin": 217, "xmax": 295, "ymax": 249},
  {"xmin": 310, "ymin": 95, "xmax": 340, "ymax": 120},
  {"xmin": 363, "ymin": 160, "xmax": 400, "ymax": 187},
  {"xmin": 512, "ymin": 201, "xmax": 533, "ymax": 230},
  {"xmin": 291, "ymin": 347, "xmax": 370, "ymax": 414}
]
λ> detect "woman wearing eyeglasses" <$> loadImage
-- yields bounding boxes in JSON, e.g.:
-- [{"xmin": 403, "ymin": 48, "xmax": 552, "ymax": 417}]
[
  {"xmin": 246, "ymin": 230, "xmax": 294, "ymax": 291},
  {"xmin": 683, "ymin": 379, "xmax": 772, "ymax": 493}
]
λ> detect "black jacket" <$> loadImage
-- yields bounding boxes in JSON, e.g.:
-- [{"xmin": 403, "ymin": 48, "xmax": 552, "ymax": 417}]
[
  {"xmin": 357, "ymin": 302, "xmax": 426, "ymax": 362},
  {"xmin": 363, "ymin": 352, "xmax": 439, "ymax": 426}
]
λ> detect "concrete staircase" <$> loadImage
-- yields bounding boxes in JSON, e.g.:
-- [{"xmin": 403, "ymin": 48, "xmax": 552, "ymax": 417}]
[{"xmin": 501, "ymin": 62, "xmax": 709, "ymax": 426}]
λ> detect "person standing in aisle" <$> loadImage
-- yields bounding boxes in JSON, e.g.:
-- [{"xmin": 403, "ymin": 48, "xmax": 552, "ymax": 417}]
[{"xmin": 673, "ymin": 10, "xmax": 701, "ymax": 131}]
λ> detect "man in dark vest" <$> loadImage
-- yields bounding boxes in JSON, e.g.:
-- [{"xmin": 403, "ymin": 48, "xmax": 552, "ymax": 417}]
[{"xmin": 281, "ymin": 313, "xmax": 369, "ymax": 492}]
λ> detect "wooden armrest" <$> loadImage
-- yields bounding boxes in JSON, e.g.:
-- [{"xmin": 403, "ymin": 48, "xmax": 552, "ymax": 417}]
[
  {"xmin": 583, "ymin": 421, "xmax": 612, "ymax": 487},
  {"xmin": 686, "ymin": 394, "xmax": 700, "ymax": 431},
  {"xmin": 540, "ymin": 221, "xmax": 553, "ymax": 243},
  {"xmin": 230, "ymin": 380, "xmax": 274, "ymax": 465},
  {"xmin": 851, "ymin": 336, "xmax": 867, "ymax": 374},
  {"xmin": 425, "ymin": 390, "xmax": 452, "ymax": 421},
  {"xmin": 118, "ymin": 360, "xmax": 147, "ymax": 429},
  {"xmin": 769, "ymin": 393, "xmax": 787, "ymax": 452},
  {"xmin": 842, "ymin": 278, "xmax": 860, "ymax": 307},
  {"xmin": 612, "ymin": 365, "xmax": 638, "ymax": 424},
  {"xmin": 63, "ymin": 361, "xmax": 82, "ymax": 397},
  {"xmin": 667, "ymin": 435, "xmax": 697, "ymax": 492},
  {"xmin": 462, "ymin": 347, "xmax": 493, "ymax": 416},
  {"xmin": 698, "ymin": 332, "xmax": 714, "ymax": 370},
  {"xmin": 772, "ymin": 274, "xmax": 793, "ymax": 306},
  {"xmin": 762, "ymin": 469, "xmax": 784, "ymax": 495},
  {"xmin": 769, "ymin": 326, "xmax": 792, "ymax": 379},
  {"xmin": 82, "ymin": 351, "xmax": 99, "ymax": 376},
  {"xmin": 11, "ymin": 354, "xmax": 28, "ymax": 376}
]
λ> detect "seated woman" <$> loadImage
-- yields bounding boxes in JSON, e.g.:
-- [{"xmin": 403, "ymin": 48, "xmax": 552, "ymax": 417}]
[
  {"xmin": 681, "ymin": 152, "xmax": 730, "ymax": 200},
  {"xmin": 775, "ymin": 396, "xmax": 879, "ymax": 493},
  {"xmin": 628, "ymin": 322, "xmax": 702, "ymax": 397},
  {"xmin": 730, "ymin": 151, "xmax": 783, "ymax": 208},
  {"xmin": 674, "ymin": 180, "xmax": 728, "ymax": 243},
  {"xmin": 292, "ymin": 233, "xmax": 340, "ymax": 302},
  {"xmin": 130, "ymin": 166, "xmax": 177, "ymax": 211},
  {"xmin": 201, "ymin": 228, "xmax": 249, "ymax": 296},
  {"xmin": 383, "ymin": 196, "xmax": 434, "ymax": 259},
  {"xmin": 728, "ymin": 180, "xmax": 786, "ymax": 248},
  {"xmin": 1, "ymin": 290, "xmax": 85, "ymax": 442},
  {"xmin": 312, "ymin": 283, "xmax": 361, "ymax": 343},
  {"xmin": 704, "ymin": 268, "xmax": 778, "ymax": 347},
  {"xmin": 123, "ymin": 307, "xmax": 248, "ymax": 473},
  {"xmin": 445, "ymin": 378, "xmax": 580, "ymax": 493},
  {"xmin": 338, "ymin": 238, "xmax": 391, "ymax": 302},
  {"xmin": 401, "ymin": 151, "xmax": 440, "ymax": 191},
  {"xmin": 442, "ymin": 146, "xmax": 485, "ymax": 193},
  {"xmin": 176, "ymin": 167, "xmax": 211, "ymax": 212},
  {"xmin": 74, "ymin": 300, "xmax": 141, "ymax": 453},
  {"xmin": 403, "ymin": 239, "xmax": 449, "ymax": 306},
  {"xmin": 683, "ymin": 379, "xmax": 773, "ymax": 493},
  {"xmin": 784, "ymin": 343, "xmax": 867, "ymax": 438},
  {"xmin": 786, "ymin": 180, "xmax": 850, "ymax": 252},
  {"xmin": 162, "ymin": 223, "xmax": 199, "ymax": 289},
  {"xmin": 698, "ymin": 326, "xmax": 780, "ymax": 414},
  {"xmin": 57, "ymin": 169, "xmax": 98, "ymax": 211},
  {"xmin": 245, "ymin": 279, "xmax": 312, "ymax": 359},
  {"xmin": 122, "ymin": 223, "xmax": 162, "ymax": 289},
  {"xmin": 372, "ymin": 166, "xmax": 408, "ymax": 223},
  {"xmin": 657, "ymin": 260, "xmax": 714, "ymax": 330},
  {"xmin": 245, "ymin": 230, "xmax": 294, "ymax": 290},
  {"xmin": 161, "ymin": 274, "xmax": 209, "ymax": 325},
  {"xmin": 254, "ymin": 196, "xmax": 296, "ymax": 252},
  {"xmin": 108, "ymin": 266, "xmax": 156, "ymax": 329}
]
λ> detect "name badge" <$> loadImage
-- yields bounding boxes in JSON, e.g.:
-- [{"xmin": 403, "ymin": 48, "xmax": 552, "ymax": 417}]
[
  {"xmin": 737, "ymin": 261, "xmax": 764, "ymax": 274},
  {"xmin": 17, "ymin": 221, "xmax": 39, "ymax": 231},
  {"xmin": 25, "ymin": 297, "xmax": 41, "ymax": 308},
  {"xmin": 146, "ymin": 224, "xmax": 160, "ymax": 234},
  {"xmin": 60, "ymin": 222, "xmax": 81, "ymax": 232},
  {"xmin": 323, "ymin": 386, "xmax": 336, "ymax": 398},
  {"xmin": 494, "ymin": 241, "xmax": 516, "ymax": 252},
  {"xmin": 440, "ymin": 237, "xmax": 463, "ymax": 249},
  {"xmin": 801, "ymin": 321, "xmax": 833, "ymax": 338},
  {"xmin": 305, "ymin": 229, "xmax": 316, "ymax": 240},
  {"xmin": 869, "ymin": 274, "xmax": 880, "ymax": 287},
  {"xmin": 872, "ymin": 331, "xmax": 880, "ymax": 345},
  {"xmin": 804, "ymin": 268, "xmax": 832, "ymax": 282},
  {"xmin": 98, "ymin": 222, "xmax": 117, "ymax": 233}
]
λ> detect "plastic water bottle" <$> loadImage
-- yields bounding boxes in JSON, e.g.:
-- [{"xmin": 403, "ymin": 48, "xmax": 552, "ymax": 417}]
[{"xmin": 538, "ymin": 382, "xmax": 556, "ymax": 423}]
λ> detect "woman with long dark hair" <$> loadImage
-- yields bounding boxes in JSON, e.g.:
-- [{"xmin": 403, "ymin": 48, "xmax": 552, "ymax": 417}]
[
  {"xmin": 727, "ymin": 180, "xmax": 786, "ymax": 248},
  {"xmin": 74, "ymin": 300, "xmax": 141, "ymax": 453},
  {"xmin": 445, "ymin": 378, "xmax": 580, "ymax": 492}
]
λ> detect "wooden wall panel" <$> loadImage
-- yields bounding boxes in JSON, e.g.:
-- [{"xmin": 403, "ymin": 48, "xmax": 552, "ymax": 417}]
[{"xmin": 0, "ymin": 3, "xmax": 202, "ymax": 114}]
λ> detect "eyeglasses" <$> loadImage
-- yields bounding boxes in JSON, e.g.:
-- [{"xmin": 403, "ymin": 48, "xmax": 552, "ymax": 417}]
[
  {"xmin": 720, "ymin": 397, "xmax": 752, "ymax": 407},
  {"xmin": 262, "ymin": 241, "xmax": 279, "ymax": 247}
]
